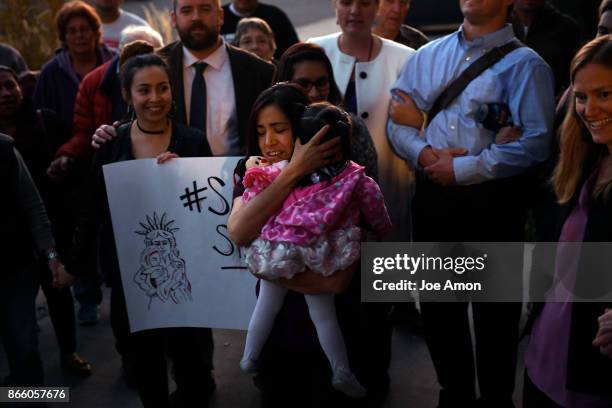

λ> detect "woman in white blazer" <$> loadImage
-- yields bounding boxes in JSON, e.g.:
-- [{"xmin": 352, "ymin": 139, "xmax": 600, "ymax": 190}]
[{"xmin": 309, "ymin": 0, "xmax": 414, "ymax": 242}]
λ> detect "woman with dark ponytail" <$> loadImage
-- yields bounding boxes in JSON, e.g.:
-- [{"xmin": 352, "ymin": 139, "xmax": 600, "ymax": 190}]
[{"xmin": 70, "ymin": 53, "xmax": 213, "ymax": 407}]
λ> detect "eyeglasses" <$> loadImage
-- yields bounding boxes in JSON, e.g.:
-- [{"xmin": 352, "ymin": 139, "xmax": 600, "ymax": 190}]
[
  {"xmin": 293, "ymin": 77, "xmax": 330, "ymax": 92},
  {"xmin": 65, "ymin": 26, "xmax": 93, "ymax": 37}
]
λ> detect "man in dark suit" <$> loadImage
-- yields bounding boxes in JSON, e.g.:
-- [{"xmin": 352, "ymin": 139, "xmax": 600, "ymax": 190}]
[
  {"xmin": 164, "ymin": 0, "xmax": 275, "ymax": 155},
  {"xmin": 94, "ymin": 0, "xmax": 274, "ymax": 156}
]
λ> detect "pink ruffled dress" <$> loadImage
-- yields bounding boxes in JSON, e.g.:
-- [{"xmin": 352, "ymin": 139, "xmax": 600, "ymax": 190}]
[{"xmin": 242, "ymin": 160, "xmax": 391, "ymax": 279}]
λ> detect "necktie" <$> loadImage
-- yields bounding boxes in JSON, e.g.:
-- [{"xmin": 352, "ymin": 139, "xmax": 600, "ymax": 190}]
[{"xmin": 189, "ymin": 62, "xmax": 207, "ymax": 132}]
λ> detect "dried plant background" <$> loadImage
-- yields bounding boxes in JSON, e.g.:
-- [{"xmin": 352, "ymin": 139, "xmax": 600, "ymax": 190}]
[
  {"xmin": 0, "ymin": 0, "xmax": 66, "ymax": 70},
  {"xmin": 142, "ymin": 3, "xmax": 175, "ymax": 46},
  {"xmin": 0, "ymin": 1, "xmax": 176, "ymax": 70}
]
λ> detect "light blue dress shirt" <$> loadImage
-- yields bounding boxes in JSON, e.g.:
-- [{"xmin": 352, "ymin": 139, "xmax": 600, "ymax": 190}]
[{"xmin": 387, "ymin": 25, "xmax": 555, "ymax": 185}]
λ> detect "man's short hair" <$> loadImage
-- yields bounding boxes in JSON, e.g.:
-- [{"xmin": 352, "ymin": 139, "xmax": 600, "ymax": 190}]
[{"xmin": 173, "ymin": 0, "xmax": 221, "ymax": 11}]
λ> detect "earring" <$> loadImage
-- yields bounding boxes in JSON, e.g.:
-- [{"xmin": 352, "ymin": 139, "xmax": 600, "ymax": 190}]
[
  {"xmin": 128, "ymin": 105, "xmax": 136, "ymax": 121},
  {"xmin": 168, "ymin": 100, "xmax": 177, "ymax": 119}
]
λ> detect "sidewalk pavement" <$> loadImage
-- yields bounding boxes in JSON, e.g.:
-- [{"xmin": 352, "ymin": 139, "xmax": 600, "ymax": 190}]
[{"xmin": 0, "ymin": 287, "xmax": 526, "ymax": 407}]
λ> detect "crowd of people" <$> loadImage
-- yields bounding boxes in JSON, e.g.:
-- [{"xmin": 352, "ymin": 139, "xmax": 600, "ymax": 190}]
[{"xmin": 1, "ymin": 0, "xmax": 612, "ymax": 407}]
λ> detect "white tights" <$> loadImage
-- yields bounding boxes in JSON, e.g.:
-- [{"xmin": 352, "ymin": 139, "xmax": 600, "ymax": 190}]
[{"xmin": 243, "ymin": 279, "xmax": 350, "ymax": 374}]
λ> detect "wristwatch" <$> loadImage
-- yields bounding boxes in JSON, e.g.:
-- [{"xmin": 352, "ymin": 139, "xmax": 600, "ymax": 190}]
[{"xmin": 44, "ymin": 248, "xmax": 60, "ymax": 262}]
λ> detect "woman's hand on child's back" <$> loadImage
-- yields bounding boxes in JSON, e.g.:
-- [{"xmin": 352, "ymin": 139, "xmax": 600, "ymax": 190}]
[
  {"xmin": 287, "ymin": 124, "xmax": 341, "ymax": 177},
  {"xmin": 277, "ymin": 262, "xmax": 357, "ymax": 295}
]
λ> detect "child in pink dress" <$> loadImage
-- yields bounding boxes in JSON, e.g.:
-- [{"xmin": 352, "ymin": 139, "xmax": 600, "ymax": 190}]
[{"xmin": 240, "ymin": 103, "xmax": 391, "ymax": 398}]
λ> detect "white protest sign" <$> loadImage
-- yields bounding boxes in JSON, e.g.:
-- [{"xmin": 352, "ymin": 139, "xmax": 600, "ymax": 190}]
[{"xmin": 103, "ymin": 157, "xmax": 256, "ymax": 333}]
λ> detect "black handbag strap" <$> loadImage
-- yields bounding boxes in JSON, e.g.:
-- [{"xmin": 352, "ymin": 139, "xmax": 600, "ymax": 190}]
[
  {"xmin": 35, "ymin": 108, "xmax": 53, "ymax": 157},
  {"xmin": 426, "ymin": 40, "xmax": 524, "ymax": 127}
]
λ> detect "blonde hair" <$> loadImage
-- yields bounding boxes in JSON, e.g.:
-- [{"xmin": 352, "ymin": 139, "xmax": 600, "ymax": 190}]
[{"xmin": 553, "ymin": 35, "xmax": 612, "ymax": 203}]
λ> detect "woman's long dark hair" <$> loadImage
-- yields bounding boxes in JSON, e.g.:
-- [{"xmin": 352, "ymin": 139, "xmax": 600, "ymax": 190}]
[
  {"xmin": 245, "ymin": 82, "xmax": 310, "ymax": 156},
  {"xmin": 274, "ymin": 43, "xmax": 343, "ymax": 106},
  {"xmin": 601, "ymin": 0, "xmax": 612, "ymax": 18}
]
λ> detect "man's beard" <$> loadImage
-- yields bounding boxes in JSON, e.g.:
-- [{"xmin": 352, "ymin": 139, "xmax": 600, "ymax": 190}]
[{"xmin": 177, "ymin": 22, "xmax": 219, "ymax": 51}]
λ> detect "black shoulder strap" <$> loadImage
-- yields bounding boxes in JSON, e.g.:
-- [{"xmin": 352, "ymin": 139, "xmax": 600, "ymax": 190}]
[
  {"xmin": 36, "ymin": 107, "xmax": 65, "ymax": 156},
  {"xmin": 35, "ymin": 108, "xmax": 53, "ymax": 157},
  {"xmin": 426, "ymin": 41, "xmax": 524, "ymax": 127}
]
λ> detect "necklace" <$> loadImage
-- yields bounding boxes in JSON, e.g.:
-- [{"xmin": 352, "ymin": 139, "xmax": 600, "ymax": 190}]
[{"xmin": 136, "ymin": 119, "xmax": 168, "ymax": 135}]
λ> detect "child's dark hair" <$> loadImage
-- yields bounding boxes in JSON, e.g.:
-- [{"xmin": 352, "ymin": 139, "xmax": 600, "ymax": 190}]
[
  {"xmin": 245, "ymin": 82, "xmax": 310, "ymax": 156},
  {"xmin": 120, "ymin": 54, "xmax": 171, "ymax": 98},
  {"xmin": 299, "ymin": 102, "xmax": 352, "ymax": 163}
]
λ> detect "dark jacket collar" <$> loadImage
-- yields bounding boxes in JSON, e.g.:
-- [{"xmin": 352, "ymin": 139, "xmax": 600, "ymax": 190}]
[
  {"xmin": 157, "ymin": 40, "xmax": 273, "ymax": 153},
  {"xmin": 100, "ymin": 56, "xmax": 119, "ymax": 97},
  {"xmin": 100, "ymin": 56, "xmax": 127, "ymax": 122},
  {"xmin": 158, "ymin": 41, "xmax": 245, "ymax": 129}
]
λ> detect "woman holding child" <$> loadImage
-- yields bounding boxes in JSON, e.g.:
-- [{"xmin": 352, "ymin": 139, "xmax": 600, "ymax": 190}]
[{"xmin": 228, "ymin": 82, "xmax": 392, "ymax": 407}]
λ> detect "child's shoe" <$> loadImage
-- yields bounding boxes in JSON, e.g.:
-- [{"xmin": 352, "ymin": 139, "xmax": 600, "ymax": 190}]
[
  {"xmin": 332, "ymin": 368, "xmax": 367, "ymax": 398},
  {"xmin": 240, "ymin": 357, "xmax": 259, "ymax": 374}
]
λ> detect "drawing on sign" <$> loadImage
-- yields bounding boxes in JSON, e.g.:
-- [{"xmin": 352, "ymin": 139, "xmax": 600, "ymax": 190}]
[{"xmin": 134, "ymin": 212, "xmax": 192, "ymax": 309}]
